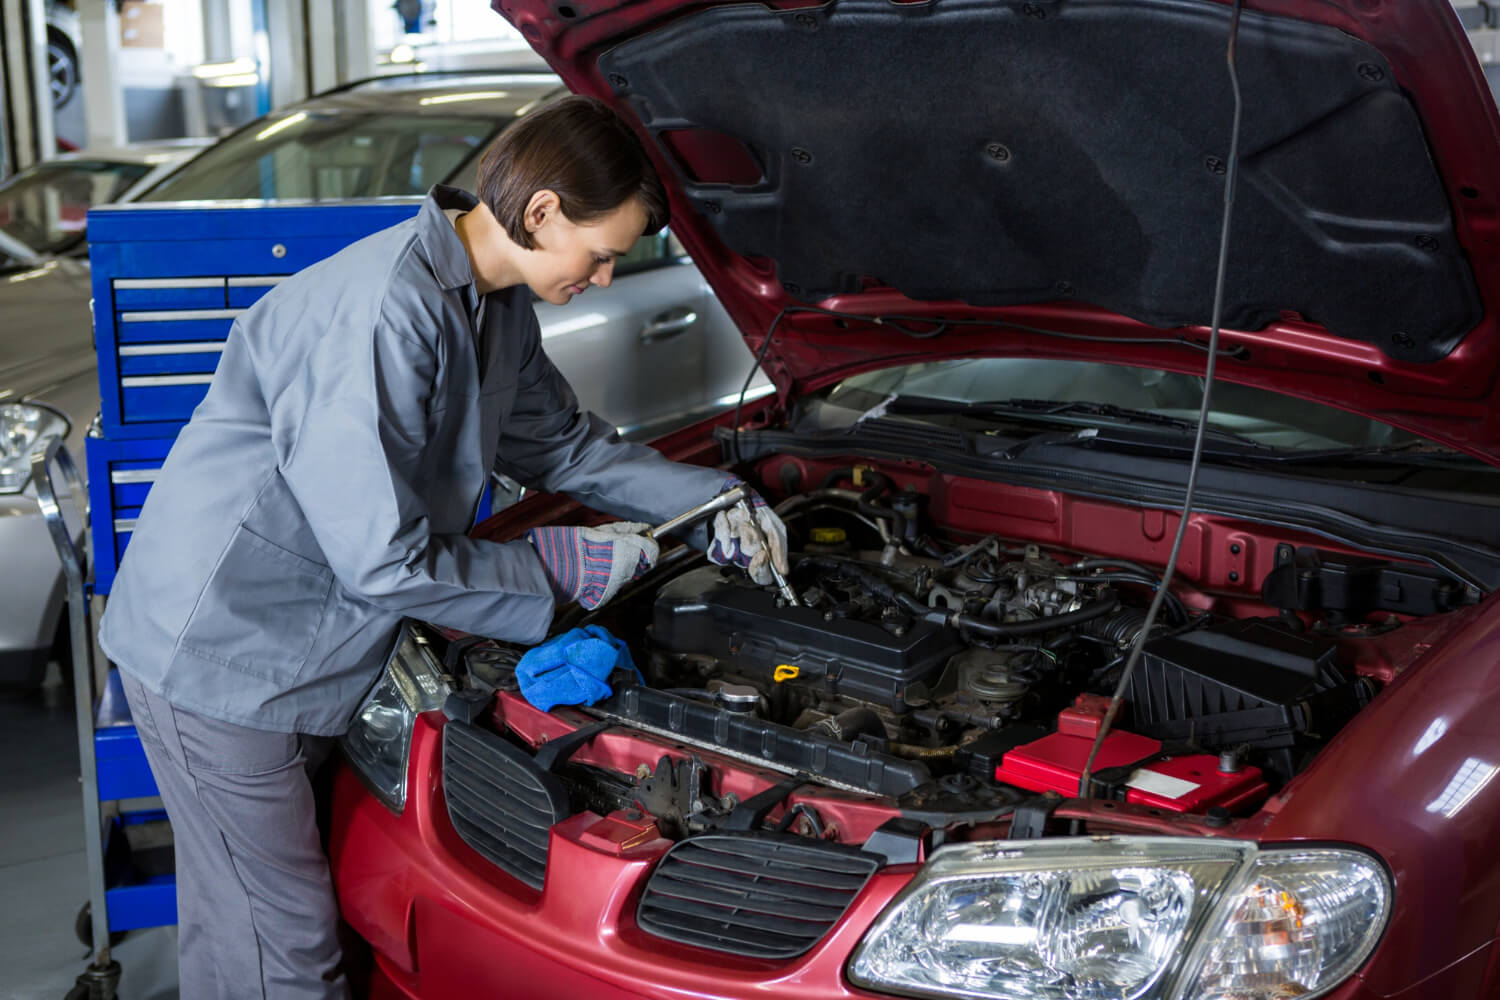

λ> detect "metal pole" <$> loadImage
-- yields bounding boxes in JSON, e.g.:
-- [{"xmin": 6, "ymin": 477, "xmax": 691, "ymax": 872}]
[
  {"xmin": 78, "ymin": 0, "xmax": 127, "ymax": 148},
  {"xmin": 32, "ymin": 441, "xmax": 117, "ymax": 973}
]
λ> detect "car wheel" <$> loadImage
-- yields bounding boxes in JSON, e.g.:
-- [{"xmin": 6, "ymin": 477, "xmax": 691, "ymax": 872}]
[{"xmin": 48, "ymin": 30, "xmax": 78, "ymax": 109}]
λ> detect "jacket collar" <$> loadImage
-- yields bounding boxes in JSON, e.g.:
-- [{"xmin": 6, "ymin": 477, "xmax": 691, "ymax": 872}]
[{"xmin": 420, "ymin": 185, "xmax": 482, "ymax": 292}]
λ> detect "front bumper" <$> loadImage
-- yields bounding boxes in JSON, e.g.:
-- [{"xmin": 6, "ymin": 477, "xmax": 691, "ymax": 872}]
[
  {"xmin": 330, "ymin": 712, "xmax": 906, "ymax": 999},
  {"xmin": 330, "ymin": 712, "xmax": 1464, "ymax": 1000}
]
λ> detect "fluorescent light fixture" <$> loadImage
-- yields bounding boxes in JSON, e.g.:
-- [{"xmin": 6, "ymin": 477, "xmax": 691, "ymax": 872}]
[
  {"xmin": 203, "ymin": 73, "xmax": 261, "ymax": 88},
  {"xmin": 419, "ymin": 91, "xmax": 509, "ymax": 106},
  {"xmin": 255, "ymin": 111, "xmax": 308, "ymax": 142},
  {"xmin": 193, "ymin": 57, "xmax": 257, "ymax": 79},
  {"xmin": 389, "ymin": 43, "xmax": 416, "ymax": 63}
]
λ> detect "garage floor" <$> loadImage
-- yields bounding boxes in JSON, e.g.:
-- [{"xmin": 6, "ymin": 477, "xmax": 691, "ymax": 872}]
[{"xmin": 0, "ymin": 664, "xmax": 179, "ymax": 1000}]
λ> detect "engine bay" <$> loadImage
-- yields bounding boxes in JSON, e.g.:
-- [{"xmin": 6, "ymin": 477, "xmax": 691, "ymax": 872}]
[{"xmin": 458, "ymin": 459, "xmax": 1475, "ymax": 842}]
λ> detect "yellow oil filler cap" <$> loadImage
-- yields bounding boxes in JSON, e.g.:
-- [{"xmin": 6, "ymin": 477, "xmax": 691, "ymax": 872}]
[
  {"xmin": 810, "ymin": 527, "xmax": 847, "ymax": 544},
  {"xmin": 773, "ymin": 665, "xmax": 800, "ymax": 683}
]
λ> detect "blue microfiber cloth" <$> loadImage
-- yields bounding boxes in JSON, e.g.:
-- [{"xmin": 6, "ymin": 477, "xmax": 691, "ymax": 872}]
[{"xmin": 515, "ymin": 625, "xmax": 642, "ymax": 712}]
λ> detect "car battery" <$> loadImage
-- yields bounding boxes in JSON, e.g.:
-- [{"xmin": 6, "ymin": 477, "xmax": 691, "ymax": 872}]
[{"xmin": 994, "ymin": 697, "xmax": 1269, "ymax": 813}]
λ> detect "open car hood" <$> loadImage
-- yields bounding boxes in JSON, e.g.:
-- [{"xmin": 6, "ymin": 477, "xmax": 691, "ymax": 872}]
[{"xmin": 493, "ymin": 0, "xmax": 1500, "ymax": 461}]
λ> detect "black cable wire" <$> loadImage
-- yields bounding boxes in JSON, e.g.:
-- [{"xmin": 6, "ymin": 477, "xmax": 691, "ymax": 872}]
[{"xmin": 1077, "ymin": 0, "xmax": 1246, "ymax": 800}]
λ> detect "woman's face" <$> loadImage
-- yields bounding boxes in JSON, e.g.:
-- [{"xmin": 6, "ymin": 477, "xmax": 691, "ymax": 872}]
[{"xmin": 525, "ymin": 195, "xmax": 647, "ymax": 306}]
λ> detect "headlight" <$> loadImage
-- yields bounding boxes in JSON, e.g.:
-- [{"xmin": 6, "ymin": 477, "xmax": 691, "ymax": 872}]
[
  {"xmin": 847, "ymin": 838, "xmax": 1391, "ymax": 1000},
  {"xmin": 0, "ymin": 403, "xmax": 70, "ymax": 494},
  {"xmin": 1177, "ymin": 850, "xmax": 1391, "ymax": 1000},
  {"xmin": 339, "ymin": 624, "xmax": 448, "ymax": 813}
]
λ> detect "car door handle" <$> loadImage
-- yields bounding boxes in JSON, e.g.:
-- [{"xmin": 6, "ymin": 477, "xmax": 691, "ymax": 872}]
[{"xmin": 639, "ymin": 307, "xmax": 698, "ymax": 345}]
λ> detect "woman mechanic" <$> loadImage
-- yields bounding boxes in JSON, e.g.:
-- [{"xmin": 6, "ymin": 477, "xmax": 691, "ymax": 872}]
[{"xmin": 98, "ymin": 95, "xmax": 788, "ymax": 998}]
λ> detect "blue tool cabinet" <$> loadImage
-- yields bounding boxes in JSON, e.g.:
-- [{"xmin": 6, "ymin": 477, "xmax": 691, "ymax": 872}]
[
  {"xmin": 89, "ymin": 200, "xmax": 421, "ymax": 439},
  {"xmin": 65, "ymin": 199, "xmax": 423, "ymax": 984}
]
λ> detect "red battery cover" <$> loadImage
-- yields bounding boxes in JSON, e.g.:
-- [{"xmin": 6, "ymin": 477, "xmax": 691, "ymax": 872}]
[
  {"xmin": 995, "ymin": 697, "xmax": 1270, "ymax": 813},
  {"xmin": 1122, "ymin": 754, "xmax": 1269, "ymax": 813},
  {"xmin": 994, "ymin": 729, "xmax": 1163, "ymax": 797}
]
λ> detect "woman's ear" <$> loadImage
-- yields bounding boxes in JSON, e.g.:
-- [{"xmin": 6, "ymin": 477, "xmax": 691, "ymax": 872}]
[{"xmin": 524, "ymin": 189, "xmax": 561, "ymax": 236}]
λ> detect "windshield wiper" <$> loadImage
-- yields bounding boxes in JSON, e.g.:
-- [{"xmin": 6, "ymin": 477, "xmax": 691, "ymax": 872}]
[
  {"xmin": 1263, "ymin": 440, "xmax": 1471, "ymax": 465},
  {"xmin": 884, "ymin": 395, "xmax": 1271, "ymax": 450}
]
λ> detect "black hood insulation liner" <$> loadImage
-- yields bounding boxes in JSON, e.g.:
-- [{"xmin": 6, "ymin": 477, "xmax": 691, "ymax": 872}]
[{"xmin": 601, "ymin": 0, "xmax": 1480, "ymax": 363}]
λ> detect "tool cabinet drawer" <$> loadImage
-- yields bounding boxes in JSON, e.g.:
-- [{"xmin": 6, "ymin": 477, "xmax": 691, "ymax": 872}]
[{"xmin": 86, "ymin": 436, "xmax": 173, "ymax": 594}]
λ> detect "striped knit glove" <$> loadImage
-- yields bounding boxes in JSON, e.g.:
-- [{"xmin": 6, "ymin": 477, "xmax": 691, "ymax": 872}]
[
  {"xmin": 526, "ymin": 522, "xmax": 659, "ymax": 610},
  {"xmin": 708, "ymin": 477, "xmax": 790, "ymax": 586}
]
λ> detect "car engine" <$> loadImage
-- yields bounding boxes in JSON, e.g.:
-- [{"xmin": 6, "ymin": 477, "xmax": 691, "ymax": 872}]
[{"xmin": 454, "ymin": 462, "xmax": 1471, "ymax": 840}]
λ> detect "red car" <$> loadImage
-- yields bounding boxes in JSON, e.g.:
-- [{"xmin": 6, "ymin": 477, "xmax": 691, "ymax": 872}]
[{"xmin": 327, "ymin": 1, "xmax": 1500, "ymax": 997}]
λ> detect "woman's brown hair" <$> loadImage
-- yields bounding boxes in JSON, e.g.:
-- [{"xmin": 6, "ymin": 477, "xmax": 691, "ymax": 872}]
[{"xmin": 476, "ymin": 94, "xmax": 668, "ymax": 249}]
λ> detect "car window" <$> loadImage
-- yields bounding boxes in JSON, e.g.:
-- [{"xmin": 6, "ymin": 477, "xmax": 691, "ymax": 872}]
[
  {"xmin": 0, "ymin": 159, "xmax": 151, "ymax": 255},
  {"xmin": 139, "ymin": 113, "xmax": 499, "ymax": 202},
  {"xmin": 615, "ymin": 231, "xmax": 681, "ymax": 277}
]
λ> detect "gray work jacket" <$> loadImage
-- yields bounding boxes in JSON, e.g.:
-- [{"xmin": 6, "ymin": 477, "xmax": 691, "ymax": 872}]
[{"xmin": 98, "ymin": 186, "xmax": 728, "ymax": 736}]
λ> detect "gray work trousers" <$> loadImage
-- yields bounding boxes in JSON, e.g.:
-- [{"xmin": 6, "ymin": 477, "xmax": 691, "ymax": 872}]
[{"xmin": 118, "ymin": 672, "xmax": 349, "ymax": 999}]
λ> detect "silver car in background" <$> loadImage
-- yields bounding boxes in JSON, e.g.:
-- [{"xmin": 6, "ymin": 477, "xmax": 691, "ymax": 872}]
[{"xmin": 1, "ymin": 73, "xmax": 766, "ymax": 694}]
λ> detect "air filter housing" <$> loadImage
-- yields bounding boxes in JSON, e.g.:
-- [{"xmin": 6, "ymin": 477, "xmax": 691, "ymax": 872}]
[{"xmin": 1127, "ymin": 620, "xmax": 1373, "ymax": 782}]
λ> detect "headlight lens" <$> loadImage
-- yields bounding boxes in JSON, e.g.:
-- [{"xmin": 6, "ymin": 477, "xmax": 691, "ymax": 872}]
[
  {"xmin": 849, "ymin": 839, "xmax": 1250, "ymax": 1000},
  {"xmin": 0, "ymin": 403, "xmax": 70, "ymax": 494},
  {"xmin": 339, "ymin": 625, "xmax": 447, "ymax": 813},
  {"xmin": 848, "ymin": 839, "xmax": 1391, "ymax": 1000},
  {"xmin": 1178, "ymin": 850, "xmax": 1391, "ymax": 1000}
]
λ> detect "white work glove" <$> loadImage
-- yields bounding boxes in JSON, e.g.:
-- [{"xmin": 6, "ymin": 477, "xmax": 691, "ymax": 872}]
[
  {"xmin": 707, "ymin": 478, "xmax": 790, "ymax": 586},
  {"xmin": 526, "ymin": 522, "xmax": 659, "ymax": 610}
]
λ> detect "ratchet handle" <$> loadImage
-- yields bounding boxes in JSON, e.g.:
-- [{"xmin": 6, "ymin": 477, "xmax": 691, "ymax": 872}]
[{"xmin": 645, "ymin": 484, "xmax": 749, "ymax": 540}]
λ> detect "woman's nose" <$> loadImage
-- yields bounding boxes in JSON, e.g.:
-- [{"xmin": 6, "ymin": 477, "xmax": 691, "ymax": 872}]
[{"xmin": 590, "ymin": 259, "xmax": 615, "ymax": 288}]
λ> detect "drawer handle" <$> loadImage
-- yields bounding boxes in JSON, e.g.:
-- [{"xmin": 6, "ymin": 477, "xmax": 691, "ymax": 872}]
[
  {"xmin": 119, "ymin": 343, "xmax": 225, "ymax": 357},
  {"xmin": 114, "ymin": 519, "xmax": 138, "ymax": 533},
  {"xmin": 110, "ymin": 469, "xmax": 160, "ymax": 484},
  {"xmin": 114, "ymin": 277, "xmax": 226, "ymax": 290},
  {"xmin": 120, "ymin": 374, "xmax": 215, "ymax": 387},
  {"xmin": 120, "ymin": 308, "xmax": 245, "ymax": 322}
]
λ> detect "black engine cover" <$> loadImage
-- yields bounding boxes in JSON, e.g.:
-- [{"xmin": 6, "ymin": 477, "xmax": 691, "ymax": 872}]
[{"xmin": 651, "ymin": 567, "xmax": 963, "ymax": 712}]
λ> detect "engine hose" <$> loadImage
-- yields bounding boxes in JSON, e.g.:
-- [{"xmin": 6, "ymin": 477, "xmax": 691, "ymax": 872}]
[
  {"xmin": 923, "ymin": 594, "xmax": 1122, "ymax": 638},
  {"xmin": 799, "ymin": 554, "xmax": 1123, "ymax": 638},
  {"xmin": 1086, "ymin": 607, "xmax": 1155, "ymax": 646},
  {"xmin": 808, "ymin": 706, "xmax": 887, "ymax": 744},
  {"xmin": 1071, "ymin": 557, "xmax": 1159, "ymax": 577},
  {"xmin": 818, "ymin": 466, "xmax": 856, "ymax": 490},
  {"xmin": 1065, "ymin": 572, "xmax": 1188, "ymax": 625},
  {"xmin": 856, "ymin": 470, "xmax": 906, "ymax": 542}
]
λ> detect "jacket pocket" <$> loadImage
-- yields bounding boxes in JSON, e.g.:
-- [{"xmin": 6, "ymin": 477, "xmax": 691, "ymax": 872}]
[{"xmin": 177, "ymin": 524, "xmax": 334, "ymax": 686}]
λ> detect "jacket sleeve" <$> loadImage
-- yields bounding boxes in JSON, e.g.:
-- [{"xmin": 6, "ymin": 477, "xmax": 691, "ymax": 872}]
[
  {"xmin": 275, "ymin": 303, "xmax": 557, "ymax": 644},
  {"xmin": 493, "ymin": 309, "xmax": 728, "ymax": 536}
]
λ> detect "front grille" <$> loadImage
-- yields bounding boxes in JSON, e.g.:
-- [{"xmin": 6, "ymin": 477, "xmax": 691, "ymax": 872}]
[
  {"xmin": 442, "ymin": 721, "xmax": 570, "ymax": 890},
  {"xmin": 637, "ymin": 833, "xmax": 881, "ymax": 959}
]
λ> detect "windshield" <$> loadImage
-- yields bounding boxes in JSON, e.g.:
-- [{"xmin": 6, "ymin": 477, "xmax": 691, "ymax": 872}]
[
  {"xmin": 0, "ymin": 159, "xmax": 151, "ymax": 256},
  {"xmin": 823, "ymin": 358, "xmax": 1462, "ymax": 454},
  {"xmin": 140, "ymin": 112, "xmax": 500, "ymax": 202}
]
